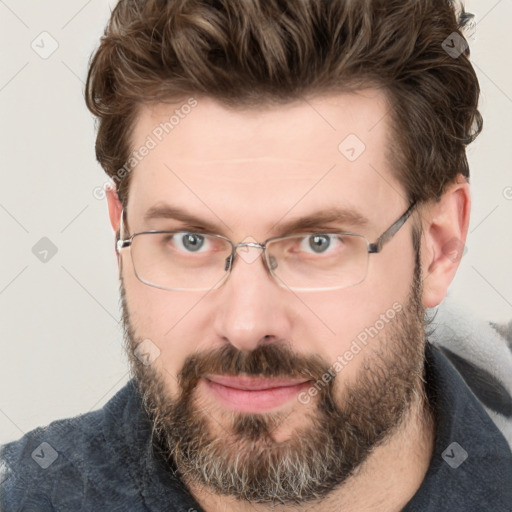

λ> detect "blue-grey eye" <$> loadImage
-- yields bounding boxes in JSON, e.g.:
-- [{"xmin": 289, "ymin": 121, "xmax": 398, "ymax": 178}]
[
  {"xmin": 308, "ymin": 234, "xmax": 331, "ymax": 253},
  {"xmin": 179, "ymin": 233, "xmax": 205, "ymax": 252}
]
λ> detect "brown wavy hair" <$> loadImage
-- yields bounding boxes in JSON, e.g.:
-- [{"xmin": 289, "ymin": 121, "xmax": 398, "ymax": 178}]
[{"xmin": 85, "ymin": 0, "xmax": 482, "ymax": 207}]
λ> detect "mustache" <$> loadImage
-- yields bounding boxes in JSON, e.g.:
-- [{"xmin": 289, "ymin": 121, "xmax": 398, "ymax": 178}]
[{"xmin": 178, "ymin": 342, "xmax": 331, "ymax": 395}]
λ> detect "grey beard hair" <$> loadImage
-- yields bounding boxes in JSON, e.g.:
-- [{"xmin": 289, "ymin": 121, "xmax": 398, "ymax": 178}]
[{"xmin": 120, "ymin": 257, "xmax": 428, "ymax": 505}]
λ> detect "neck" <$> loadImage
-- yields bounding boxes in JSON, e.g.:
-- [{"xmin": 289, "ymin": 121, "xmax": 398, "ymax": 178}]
[{"xmin": 184, "ymin": 392, "xmax": 435, "ymax": 512}]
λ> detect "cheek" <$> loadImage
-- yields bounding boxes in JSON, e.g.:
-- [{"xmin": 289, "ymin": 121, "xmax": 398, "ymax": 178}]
[
  {"xmin": 122, "ymin": 256, "xmax": 211, "ymax": 380},
  {"xmin": 292, "ymin": 292, "xmax": 383, "ymax": 372},
  {"xmin": 298, "ymin": 245, "xmax": 415, "ymax": 366}
]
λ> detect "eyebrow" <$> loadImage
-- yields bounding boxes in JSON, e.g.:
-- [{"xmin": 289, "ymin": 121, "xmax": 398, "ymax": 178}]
[
  {"xmin": 143, "ymin": 203, "xmax": 369, "ymax": 236},
  {"xmin": 143, "ymin": 204, "xmax": 226, "ymax": 233},
  {"xmin": 274, "ymin": 209, "xmax": 369, "ymax": 234}
]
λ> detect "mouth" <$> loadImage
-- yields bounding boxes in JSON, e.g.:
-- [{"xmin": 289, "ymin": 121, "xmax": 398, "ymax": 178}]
[{"xmin": 202, "ymin": 375, "xmax": 312, "ymax": 413}]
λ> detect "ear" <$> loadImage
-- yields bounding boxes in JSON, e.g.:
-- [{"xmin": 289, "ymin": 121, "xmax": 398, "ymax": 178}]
[
  {"xmin": 106, "ymin": 184, "xmax": 123, "ymax": 263},
  {"xmin": 106, "ymin": 184, "xmax": 123, "ymax": 235},
  {"xmin": 420, "ymin": 176, "xmax": 471, "ymax": 308}
]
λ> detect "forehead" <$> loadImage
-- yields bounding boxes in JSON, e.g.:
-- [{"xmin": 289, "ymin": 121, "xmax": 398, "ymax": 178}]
[{"xmin": 126, "ymin": 90, "xmax": 405, "ymax": 234}]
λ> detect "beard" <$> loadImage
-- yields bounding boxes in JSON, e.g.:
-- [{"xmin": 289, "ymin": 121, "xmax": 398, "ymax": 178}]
[{"xmin": 120, "ymin": 246, "xmax": 428, "ymax": 505}]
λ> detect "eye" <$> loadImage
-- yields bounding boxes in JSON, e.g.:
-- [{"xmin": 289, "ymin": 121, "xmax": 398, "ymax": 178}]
[
  {"xmin": 299, "ymin": 234, "xmax": 343, "ymax": 254},
  {"xmin": 172, "ymin": 232, "xmax": 210, "ymax": 253}
]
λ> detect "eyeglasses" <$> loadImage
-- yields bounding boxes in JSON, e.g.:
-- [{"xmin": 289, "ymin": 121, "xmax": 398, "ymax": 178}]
[{"xmin": 117, "ymin": 202, "xmax": 417, "ymax": 292}]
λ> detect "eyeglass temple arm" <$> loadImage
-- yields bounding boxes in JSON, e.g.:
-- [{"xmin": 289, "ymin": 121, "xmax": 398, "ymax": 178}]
[{"xmin": 368, "ymin": 201, "xmax": 417, "ymax": 254}]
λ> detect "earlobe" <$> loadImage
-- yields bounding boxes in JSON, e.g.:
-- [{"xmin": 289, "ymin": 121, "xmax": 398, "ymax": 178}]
[{"xmin": 420, "ymin": 177, "xmax": 471, "ymax": 308}]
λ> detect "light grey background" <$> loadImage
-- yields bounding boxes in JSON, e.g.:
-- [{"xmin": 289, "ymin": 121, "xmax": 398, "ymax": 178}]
[{"xmin": 1, "ymin": 0, "xmax": 511, "ymax": 445}]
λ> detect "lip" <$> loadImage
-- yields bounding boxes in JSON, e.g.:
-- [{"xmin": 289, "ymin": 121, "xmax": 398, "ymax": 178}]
[{"xmin": 202, "ymin": 375, "xmax": 312, "ymax": 413}]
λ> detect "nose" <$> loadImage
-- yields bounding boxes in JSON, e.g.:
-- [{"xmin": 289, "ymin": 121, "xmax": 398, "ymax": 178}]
[{"xmin": 212, "ymin": 245, "xmax": 292, "ymax": 353}]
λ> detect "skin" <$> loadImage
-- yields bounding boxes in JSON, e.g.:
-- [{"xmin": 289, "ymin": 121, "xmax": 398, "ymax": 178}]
[{"xmin": 106, "ymin": 90, "xmax": 470, "ymax": 511}]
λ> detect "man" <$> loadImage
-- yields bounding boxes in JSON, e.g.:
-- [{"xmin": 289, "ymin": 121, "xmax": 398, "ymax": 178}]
[{"xmin": 1, "ymin": 0, "xmax": 511, "ymax": 510}]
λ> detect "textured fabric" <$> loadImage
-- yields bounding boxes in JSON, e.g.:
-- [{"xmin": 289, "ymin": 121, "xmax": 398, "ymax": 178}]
[
  {"xmin": 428, "ymin": 297, "xmax": 512, "ymax": 449},
  {"xmin": 1, "ymin": 342, "xmax": 511, "ymax": 511},
  {"xmin": 0, "ymin": 381, "xmax": 202, "ymax": 512},
  {"xmin": 402, "ymin": 343, "xmax": 512, "ymax": 510}
]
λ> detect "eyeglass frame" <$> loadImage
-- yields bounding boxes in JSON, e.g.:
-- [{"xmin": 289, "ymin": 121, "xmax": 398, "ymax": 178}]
[{"xmin": 116, "ymin": 200, "xmax": 418, "ymax": 292}]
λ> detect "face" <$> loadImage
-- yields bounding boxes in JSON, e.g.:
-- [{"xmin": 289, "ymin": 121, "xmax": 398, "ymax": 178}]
[{"xmin": 116, "ymin": 91, "xmax": 428, "ymax": 504}]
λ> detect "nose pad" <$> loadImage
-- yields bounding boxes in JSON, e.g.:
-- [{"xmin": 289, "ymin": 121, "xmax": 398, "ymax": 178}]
[
  {"xmin": 223, "ymin": 240, "xmax": 277, "ymax": 278},
  {"xmin": 268, "ymin": 254, "xmax": 278, "ymax": 271},
  {"xmin": 236, "ymin": 237, "xmax": 264, "ymax": 264},
  {"xmin": 224, "ymin": 254, "xmax": 233, "ymax": 272}
]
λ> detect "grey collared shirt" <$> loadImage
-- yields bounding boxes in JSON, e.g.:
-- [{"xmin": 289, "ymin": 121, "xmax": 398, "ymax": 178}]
[{"xmin": 1, "ymin": 342, "xmax": 511, "ymax": 511}]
